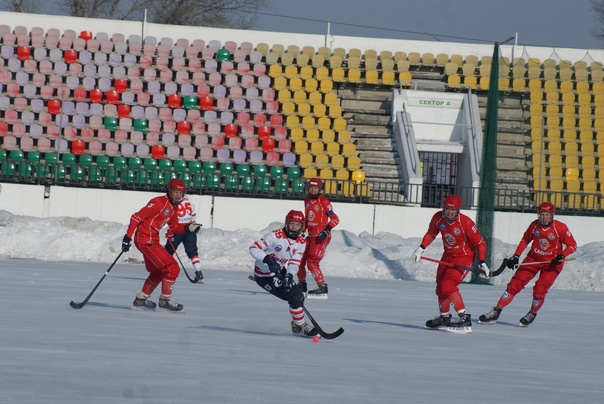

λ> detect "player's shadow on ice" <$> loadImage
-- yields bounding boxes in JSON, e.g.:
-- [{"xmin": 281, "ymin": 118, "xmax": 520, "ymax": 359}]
[
  {"xmin": 344, "ymin": 318, "xmax": 424, "ymax": 330},
  {"xmin": 193, "ymin": 324, "xmax": 287, "ymax": 337},
  {"xmin": 345, "ymin": 318, "xmax": 519, "ymax": 329}
]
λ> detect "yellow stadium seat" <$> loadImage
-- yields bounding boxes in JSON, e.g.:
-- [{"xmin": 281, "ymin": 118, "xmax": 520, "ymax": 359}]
[
  {"xmin": 321, "ymin": 129, "xmax": 336, "ymax": 143},
  {"xmin": 332, "ymin": 67, "xmax": 345, "ymax": 82},
  {"xmin": 268, "ymin": 64, "xmax": 282, "ymax": 78},
  {"xmin": 302, "ymin": 116, "xmax": 316, "ymax": 129},
  {"xmin": 326, "ymin": 142, "xmax": 340, "ymax": 156},
  {"xmin": 337, "ymin": 130, "xmax": 351, "ymax": 143},
  {"xmin": 381, "ymin": 59, "xmax": 395, "ymax": 73},
  {"xmin": 331, "ymin": 155, "xmax": 345, "ymax": 170},
  {"xmin": 303, "ymin": 167, "xmax": 318, "ymax": 179},
  {"xmin": 324, "ymin": 92, "xmax": 338, "ymax": 106},
  {"xmin": 316, "ymin": 155, "xmax": 330, "ymax": 170},
  {"xmin": 399, "ymin": 71, "xmax": 412, "ymax": 87},
  {"xmin": 365, "ymin": 70, "xmax": 379, "ymax": 84},
  {"xmin": 329, "ymin": 55, "xmax": 343, "ymax": 69},
  {"xmin": 348, "ymin": 68, "xmax": 362, "ymax": 83},
  {"xmin": 320, "ymin": 168, "xmax": 333, "ymax": 180},
  {"xmin": 290, "ymin": 128, "xmax": 304, "ymax": 141},
  {"xmin": 281, "ymin": 101, "xmax": 296, "ymax": 115},
  {"xmin": 286, "ymin": 115, "xmax": 300, "ymax": 129},
  {"xmin": 320, "ymin": 79, "xmax": 333, "ymax": 93},
  {"xmin": 304, "ymin": 78, "xmax": 318, "ymax": 92},
  {"xmin": 333, "ymin": 118, "xmax": 347, "ymax": 132},
  {"xmin": 313, "ymin": 104, "xmax": 327, "ymax": 117},
  {"xmin": 308, "ymin": 91, "xmax": 323, "ymax": 105},
  {"xmin": 284, "ymin": 65, "xmax": 298, "ymax": 79},
  {"xmin": 278, "ymin": 89, "xmax": 292, "ymax": 102},
  {"xmin": 294, "ymin": 140, "xmax": 308, "ymax": 153},
  {"xmin": 335, "ymin": 167, "xmax": 349, "ymax": 180},
  {"xmin": 329, "ymin": 105, "xmax": 342, "ymax": 118},
  {"xmin": 293, "ymin": 90, "xmax": 307, "ymax": 103},
  {"xmin": 347, "ymin": 156, "xmax": 361, "ymax": 170},
  {"xmin": 512, "ymin": 78, "xmax": 525, "ymax": 92},
  {"xmin": 306, "ymin": 128, "xmax": 320, "ymax": 142},
  {"xmin": 479, "ymin": 77, "xmax": 490, "ymax": 90},
  {"xmin": 342, "ymin": 142, "xmax": 356, "ymax": 157},
  {"xmin": 317, "ymin": 117, "xmax": 332, "ymax": 131},
  {"xmin": 274, "ymin": 76, "xmax": 288, "ymax": 91},
  {"xmin": 300, "ymin": 66, "xmax": 314, "ymax": 80},
  {"xmin": 299, "ymin": 153, "xmax": 313, "ymax": 168},
  {"xmin": 464, "ymin": 76, "xmax": 477, "ymax": 90},
  {"xmin": 297, "ymin": 102, "xmax": 311, "ymax": 116},
  {"xmin": 310, "ymin": 140, "xmax": 325, "ymax": 154},
  {"xmin": 315, "ymin": 66, "xmax": 329, "ymax": 80},
  {"xmin": 289, "ymin": 77, "xmax": 303, "ymax": 91},
  {"xmin": 347, "ymin": 56, "xmax": 361, "ymax": 69},
  {"xmin": 448, "ymin": 75, "xmax": 462, "ymax": 89}
]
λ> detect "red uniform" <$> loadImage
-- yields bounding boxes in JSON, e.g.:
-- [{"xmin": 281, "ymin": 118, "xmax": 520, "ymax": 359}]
[
  {"xmin": 497, "ymin": 219, "xmax": 577, "ymax": 312},
  {"xmin": 298, "ymin": 194, "xmax": 340, "ymax": 285},
  {"xmin": 126, "ymin": 194, "xmax": 189, "ymax": 297},
  {"xmin": 420, "ymin": 211, "xmax": 487, "ymax": 314}
]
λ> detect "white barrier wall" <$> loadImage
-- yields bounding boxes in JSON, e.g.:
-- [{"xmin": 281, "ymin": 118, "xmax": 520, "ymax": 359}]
[{"xmin": 0, "ymin": 183, "xmax": 601, "ymax": 246}]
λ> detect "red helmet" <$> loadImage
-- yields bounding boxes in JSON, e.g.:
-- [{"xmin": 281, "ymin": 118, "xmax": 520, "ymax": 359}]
[
  {"xmin": 167, "ymin": 179, "xmax": 186, "ymax": 204},
  {"xmin": 308, "ymin": 178, "xmax": 322, "ymax": 188},
  {"xmin": 168, "ymin": 178, "xmax": 186, "ymax": 192},
  {"xmin": 538, "ymin": 202, "xmax": 555, "ymax": 214},
  {"xmin": 284, "ymin": 210, "xmax": 305, "ymax": 239},
  {"xmin": 537, "ymin": 201, "xmax": 555, "ymax": 225},
  {"xmin": 443, "ymin": 195, "xmax": 462, "ymax": 209}
]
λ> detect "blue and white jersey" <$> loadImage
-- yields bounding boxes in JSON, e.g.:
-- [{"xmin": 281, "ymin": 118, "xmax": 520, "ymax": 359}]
[{"xmin": 249, "ymin": 228, "xmax": 306, "ymax": 278}]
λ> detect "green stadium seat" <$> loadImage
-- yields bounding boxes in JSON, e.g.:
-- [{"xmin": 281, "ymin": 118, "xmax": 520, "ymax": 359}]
[
  {"xmin": 104, "ymin": 117, "xmax": 118, "ymax": 130},
  {"xmin": 253, "ymin": 165, "xmax": 270, "ymax": 192},
  {"xmin": 133, "ymin": 118, "xmax": 148, "ymax": 133},
  {"xmin": 270, "ymin": 166, "xmax": 287, "ymax": 192},
  {"xmin": 183, "ymin": 95, "xmax": 199, "ymax": 110},
  {"xmin": 0, "ymin": 150, "xmax": 13, "ymax": 178},
  {"xmin": 202, "ymin": 161, "xmax": 217, "ymax": 174},
  {"xmin": 217, "ymin": 48, "xmax": 231, "ymax": 62},
  {"xmin": 188, "ymin": 160, "xmax": 202, "ymax": 173},
  {"xmin": 173, "ymin": 160, "xmax": 187, "ymax": 171},
  {"xmin": 128, "ymin": 157, "xmax": 143, "ymax": 169},
  {"xmin": 220, "ymin": 162, "xmax": 234, "ymax": 175},
  {"xmin": 96, "ymin": 155, "xmax": 112, "ymax": 183}
]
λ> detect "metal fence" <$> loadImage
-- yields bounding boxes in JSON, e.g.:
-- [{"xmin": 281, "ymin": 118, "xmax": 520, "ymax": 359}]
[{"xmin": 0, "ymin": 160, "xmax": 602, "ymax": 216}]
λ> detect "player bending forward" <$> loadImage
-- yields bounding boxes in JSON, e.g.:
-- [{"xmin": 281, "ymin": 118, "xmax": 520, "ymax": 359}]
[
  {"xmin": 249, "ymin": 210, "xmax": 318, "ymax": 337},
  {"xmin": 478, "ymin": 202, "xmax": 577, "ymax": 327}
]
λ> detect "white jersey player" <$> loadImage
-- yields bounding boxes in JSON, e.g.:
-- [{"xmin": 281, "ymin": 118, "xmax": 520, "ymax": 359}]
[{"xmin": 249, "ymin": 210, "xmax": 318, "ymax": 338}]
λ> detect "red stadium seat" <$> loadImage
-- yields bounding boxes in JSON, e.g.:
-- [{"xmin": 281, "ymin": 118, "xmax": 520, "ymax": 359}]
[
  {"xmin": 47, "ymin": 99, "xmax": 61, "ymax": 114},
  {"xmin": 71, "ymin": 139, "xmax": 86, "ymax": 155},
  {"xmin": 64, "ymin": 49, "xmax": 77, "ymax": 64},
  {"xmin": 151, "ymin": 144, "xmax": 165, "ymax": 159},
  {"xmin": 224, "ymin": 123, "xmax": 238, "ymax": 138},
  {"xmin": 257, "ymin": 126, "xmax": 271, "ymax": 140},
  {"xmin": 17, "ymin": 46, "xmax": 30, "ymax": 60},
  {"xmin": 177, "ymin": 121, "xmax": 191, "ymax": 135},
  {"xmin": 90, "ymin": 89, "xmax": 103, "ymax": 103},
  {"xmin": 79, "ymin": 31, "xmax": 93, "ymax": 41},
  {"xmin": 114, "ymin": 79, "xmax": 128, "ymax": 93},
  {"xmin": 106, "ymin": 90, "xmax": 119, "ymax": 104},
  {"xmin": 200, "ymin": 95, "xmax": 213, "ymax": 110},
  {"xmin": 117, "ymin": 104, "xmax": 131, "ymax": 118}
]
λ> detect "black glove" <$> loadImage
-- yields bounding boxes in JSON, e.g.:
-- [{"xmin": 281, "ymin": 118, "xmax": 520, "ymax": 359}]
[
  {"xmin": 186, "ymin": 222, "xmax": 202, "ymax": 233},
  {"xmin": 507, "ymin": 254, "xmax": 519, "ymax": 269},
  {"xmin": 317, "ymin": 225, "xmax": 332, "ymax": 241},
  {"xmin": 550, "ymin": 254, "xmax": 564, "ymax": 265},
  {"xmin": 263, "ymin": 255, "xmax": 281, "ymax": 274},
  {"xmin": 121, "ymin": 235, "xmax": 131, "ymax": 252},
  {"xmin": 285, "ymin": 273, "xmax": 296, "ymax": 291}
]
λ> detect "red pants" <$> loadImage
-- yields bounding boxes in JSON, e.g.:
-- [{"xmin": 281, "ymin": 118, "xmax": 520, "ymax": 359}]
[
  {"xmin": 297, "ymin": 233, "xmax": 330, "ymax": 285},
  {"xmin": 435, "ymin": 254, "xmax": 472, "ymax": 314},
  {"xmin": 498, "ymin": 258, "xmax": 562, "ymax": 313},
  {"xmin": 135, "ymin": 240, "xmax": 181, "ymax": 296}
]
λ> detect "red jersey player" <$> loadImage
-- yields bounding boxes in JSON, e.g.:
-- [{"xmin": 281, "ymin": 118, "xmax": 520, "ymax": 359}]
[
  {"xmin": 478, "ymin": 201, "xmax": 577, "ymax": 327},
  {"xmin": 121, "ymin": 179, "xmax": 201, "ymax": 312},
  {"xmin": 297, "ymin": 178, "xmax": 340, "ymax": 299},
  {"xmin": 412, "ymin": 195, "xmax": 489, "ymax": 334}
]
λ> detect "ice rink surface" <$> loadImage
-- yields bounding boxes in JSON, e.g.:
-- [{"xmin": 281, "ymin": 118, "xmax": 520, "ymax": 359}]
[{"xmin": 2, "ymin": 258, "xmax": 602, "ymax": 404}]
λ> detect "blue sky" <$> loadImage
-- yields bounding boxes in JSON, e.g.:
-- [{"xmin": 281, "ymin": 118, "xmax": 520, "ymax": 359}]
[{"xmin": 256, "ymin": 0, "xmax": 602, "ymax": 50}]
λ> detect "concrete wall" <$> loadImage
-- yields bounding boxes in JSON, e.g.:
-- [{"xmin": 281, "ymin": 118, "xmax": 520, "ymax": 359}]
[{"xmin": 0, "ymin": 183, "xmax": 601, "ymax": 247}]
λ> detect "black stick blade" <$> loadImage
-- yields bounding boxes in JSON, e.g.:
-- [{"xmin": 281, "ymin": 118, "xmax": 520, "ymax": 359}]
[
  {"xmin": 318, "ymin": 327, "xmax": 345, "ymax": 340},
  {"xmin": 69, "ymin": 301, "xmax": 85, "ymax": 309},
  {"xmin": 491, "ymin": 258, "xmax": 509, "ymax": 277}
]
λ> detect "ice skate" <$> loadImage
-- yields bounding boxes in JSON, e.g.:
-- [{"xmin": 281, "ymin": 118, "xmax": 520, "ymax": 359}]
[
  {"xmin": 132, "ymin": 294, "xmax": 156, "ymax": 310},
  {"xmin": 291, "ymin": 321, "xmax": 318, "ymax": 337},
  {"xmin": 425, "ymin": 315, "xmax": 451, "ymax": 329},
  {"xmin": 158, "ymin": 296, "xmax": 184, "ymax": 313},
  {"xmin": 518, "ymin": 311, "xmax": 537, "ymax": 327},
  {"xmin": 478, "ymin": 306, "xmax": 501, "ymax": 324},
  {"xmin": 298, "ymin": 281, "xmax": 308, "ymax": 294},
  {"xmin": 442, "ymin": 313, "xmax": 472, "ymax": 334},
  {"xmin": 307, "ymin": 283, "xmax": 328, "ymax": 299}
]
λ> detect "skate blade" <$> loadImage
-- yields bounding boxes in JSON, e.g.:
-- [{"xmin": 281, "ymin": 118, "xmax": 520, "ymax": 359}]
[
  {"xmin": 131, "ymin": 305, "xmax": 156, "ymax": 311},
  {"xmin": 306, "ymin": 294, "xmax": 328, "ymax": 300},
  {"xmin": 157, "ymin": 307, "xmax": 185, "ymax": 314},
  {"xmin": 441, "ymin": 326, "xmax": 472, "ymax": 334},
  {"xmin": 477, "ymin": 320, "xmax": 496, "ymax": 325},
  {"xmin": 517, "ymin": 322, "xmax": 530, "ymax": 327}
]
